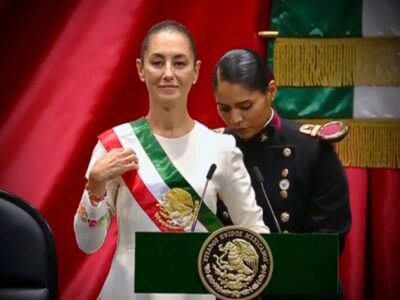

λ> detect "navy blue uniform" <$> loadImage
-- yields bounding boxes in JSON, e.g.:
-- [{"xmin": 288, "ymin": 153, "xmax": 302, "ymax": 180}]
[{"xmin": 217, "ymin": 112, "xmax": 352, "ymax": 299}]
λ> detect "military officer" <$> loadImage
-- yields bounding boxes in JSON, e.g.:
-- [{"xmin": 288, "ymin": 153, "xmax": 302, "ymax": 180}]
[
  {"xmin": 213, "ymin": 49, "xmax": 351, "ymax": 299},
  {"xmin": 212, "ymin": 48, "xmax": 351, "ymax": 299}
]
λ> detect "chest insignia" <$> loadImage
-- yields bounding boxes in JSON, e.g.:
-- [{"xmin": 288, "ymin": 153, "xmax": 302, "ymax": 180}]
[{"xmin": 260, "ymin": 133, "xmax": 268, "ymax": 142}]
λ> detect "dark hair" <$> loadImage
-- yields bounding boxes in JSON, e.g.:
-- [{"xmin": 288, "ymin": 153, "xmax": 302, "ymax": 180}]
[
  {"xmin": 141, "ymin": 20, "xmax": 197, "ymax": 61},
  {"xmin": 212, "ymin": 48, "xmax": 274, "ymax": 93}
]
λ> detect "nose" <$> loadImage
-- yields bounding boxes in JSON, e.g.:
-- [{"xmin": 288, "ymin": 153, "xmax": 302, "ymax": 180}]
[
  {"xmin": 230, "ymin": 109, "xmax": 243, "ymax": 126},
  {"xmin": 162, "ymin": 63, "xmax": 174, "ymax": 81}
]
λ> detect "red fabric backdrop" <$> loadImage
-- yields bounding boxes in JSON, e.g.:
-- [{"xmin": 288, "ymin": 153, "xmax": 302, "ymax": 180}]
[{"xmin": 0, "ymin": 1, "xmax": 399, "ymax": 300}]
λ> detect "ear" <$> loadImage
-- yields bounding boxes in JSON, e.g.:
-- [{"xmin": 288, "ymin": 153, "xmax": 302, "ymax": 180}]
[
  {"xmin": 136, "ymin": 58, "xmax": 145, "ymax": 82},
  {"xmin": 267, "ymin": 80, "xmax": 277, "ymax": 101},
  {"xmin": 192, "ymin": 60, "xmax": 201, "ymax": 84}
]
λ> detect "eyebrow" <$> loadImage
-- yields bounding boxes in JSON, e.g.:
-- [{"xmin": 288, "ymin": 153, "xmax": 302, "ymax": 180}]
[
  {"xmin": 216, "ymin": 99, "xmax": 252, "ymax": 106},
  {"xmin": 149, "ymin": 52, "xmax": 189, "ymax": 59}
]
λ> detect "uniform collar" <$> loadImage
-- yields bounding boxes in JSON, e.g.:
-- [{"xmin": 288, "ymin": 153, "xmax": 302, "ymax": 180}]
[{"xmin": 227, "ymin": 109, "xmax": 282, "ymax": 145}]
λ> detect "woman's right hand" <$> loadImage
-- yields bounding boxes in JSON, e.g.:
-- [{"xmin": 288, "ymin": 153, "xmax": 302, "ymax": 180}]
[{"xmin": 87, "ymin": 148, "xmax": 138, "ymax": 199}]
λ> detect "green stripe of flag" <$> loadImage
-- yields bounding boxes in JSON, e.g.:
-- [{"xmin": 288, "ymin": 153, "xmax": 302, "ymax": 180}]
[
  {"xmin": 130, "ymin": 118, "xmax": 223, "ymax": 232},
  {"xmin": 270, "ymin": 0, "xmax": 362, "ymax": 37},
  {"xmin": 274, "ymin": 87, "xmax": 353, "ymax": 119},
  {"xmin": 268, "ymin": 0, "xmax": 362, "ymax": 119}
]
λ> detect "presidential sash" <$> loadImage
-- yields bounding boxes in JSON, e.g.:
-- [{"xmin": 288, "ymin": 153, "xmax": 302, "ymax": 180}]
[{"xmin": 98, "ymin": 118, "xmax": 223, "ymax": 232}]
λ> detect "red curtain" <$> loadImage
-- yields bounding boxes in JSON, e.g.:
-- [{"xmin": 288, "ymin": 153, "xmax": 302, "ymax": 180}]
[
  {"xmin": 0, "ymin": 1, "xmax": 399, "ymax": 300},
  {"xmin": 340, "ymin": 168, "xmax": 369, "ymax": 300}
]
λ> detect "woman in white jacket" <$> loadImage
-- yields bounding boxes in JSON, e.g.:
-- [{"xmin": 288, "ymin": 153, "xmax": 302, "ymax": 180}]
[{"xmin": 74, "ymin": 20, "xmax": 269, "ymax": 300}]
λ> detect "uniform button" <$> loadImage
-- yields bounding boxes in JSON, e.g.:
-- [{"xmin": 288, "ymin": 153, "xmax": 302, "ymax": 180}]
[
  {"xmin": 281, "ymin": 168, "xmax": 289, "ymax": 177},
  {"xmin": 279, "ymin": 179, "xmax": 290, "ymax": 190},
  {"xmin": 283, "ymin": 230, "xmax": 290, "ymax": 234},
  {"xmin": 222, "ymin": 211, "xmax": 230, "ymax": 219},
  {"xmin": 280, "ymin": 212, "xmax": 290, "ymax": 223},
  {"xmin": 280, "ymin": 190, "xmax": 288, "ymax": 199},
  {"xmin": 283, "ymin": 148, "xmax": 292, "ymax": 157}
]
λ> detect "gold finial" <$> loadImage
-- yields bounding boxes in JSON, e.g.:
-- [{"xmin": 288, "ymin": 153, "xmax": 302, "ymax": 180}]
[{"xmin": 258, "ymin": 31, "xmax": 279, "ymax": 38}]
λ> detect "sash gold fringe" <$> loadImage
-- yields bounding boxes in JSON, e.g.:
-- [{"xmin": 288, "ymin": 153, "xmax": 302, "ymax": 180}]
[
  {"xmin": 275, "ymin": 38, "xmax": 400, "ymax": 87},
  {"xmin": 298, "ymin": 119, "xmax": 400, "ymax": 169}
]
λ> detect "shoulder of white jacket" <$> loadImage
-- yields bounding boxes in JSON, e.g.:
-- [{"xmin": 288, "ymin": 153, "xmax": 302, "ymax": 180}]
[
  {"xmin": 196, "ymin": 123, "xmax": 235, "ymax": 149},
  {"xmin": 212, "ymin": 127, "xmax": 226, "ymax": 134}
]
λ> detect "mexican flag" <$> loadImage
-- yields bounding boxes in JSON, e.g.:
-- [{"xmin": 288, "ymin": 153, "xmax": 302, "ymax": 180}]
[{"xmin": 266, "ymin": 0, "xmax": 400, "ymax": 168}]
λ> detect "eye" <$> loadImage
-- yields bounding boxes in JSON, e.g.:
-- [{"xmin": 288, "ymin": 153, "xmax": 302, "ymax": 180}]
[
  {"xmin": 174, "ymin": 60, "xmax": 187, "ymax": 67},
  {"xmin": 240, "ymin": 102, "xmax": 253, "ymax": 110},
  {"xmin": 218, "ymin": 105, "xmax": 231, "ymax": 113},
  {"xmin": 150, "ymin": 60, "xmax": 163, "ymax": 67}
]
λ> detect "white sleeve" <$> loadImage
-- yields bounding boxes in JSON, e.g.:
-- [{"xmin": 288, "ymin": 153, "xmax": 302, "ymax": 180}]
[
  {"xmin": 73, "ymin": 141, "xmax": 118, "ymax": 254},
  {"xmin": 218, "ymin": 146, "xmax": 270, "ymax": 234}
]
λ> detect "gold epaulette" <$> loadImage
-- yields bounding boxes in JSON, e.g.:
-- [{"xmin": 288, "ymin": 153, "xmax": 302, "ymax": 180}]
[{"xmin": 299, "ymin": 121, "xmax": 349, "ymax": 143}]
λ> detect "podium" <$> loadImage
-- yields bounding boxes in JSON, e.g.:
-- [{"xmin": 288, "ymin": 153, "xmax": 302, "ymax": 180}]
[{"xmin": 135, "ymin": 232, "xmax": 338, "ymax": 298}]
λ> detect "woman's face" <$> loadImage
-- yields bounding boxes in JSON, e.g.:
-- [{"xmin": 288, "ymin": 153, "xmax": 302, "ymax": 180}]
[
  {"xmin": 215, "ymin": 80, "xmax": 276, "ymax": 140},
  {"xmin": 136, "ymin": 30, "xmax": 200, "ymax": 106}
]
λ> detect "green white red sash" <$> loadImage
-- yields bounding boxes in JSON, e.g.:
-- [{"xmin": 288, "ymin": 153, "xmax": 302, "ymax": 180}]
[{"xmin": 98, "ymin": 117, "xmax": 223, "ymax": 232}]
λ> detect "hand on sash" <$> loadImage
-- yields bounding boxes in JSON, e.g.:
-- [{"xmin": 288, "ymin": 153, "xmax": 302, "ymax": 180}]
[{"xmin": 88, "ymin": 148, "xmax": 138, "ymax": 202}]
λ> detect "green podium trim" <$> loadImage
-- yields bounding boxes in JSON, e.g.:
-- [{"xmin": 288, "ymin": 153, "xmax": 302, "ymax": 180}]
[{"xmin": 135, "ymin": 232, "xmax": 338, "ymax": 297}]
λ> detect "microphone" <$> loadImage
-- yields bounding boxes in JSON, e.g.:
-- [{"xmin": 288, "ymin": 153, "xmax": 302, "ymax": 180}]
[
  {"xmin": 191, "ymin": 164, "xmax": 217, "ymax": 232},
  {"xmin": 252, "ymin": 166, "xmax": 282, "ymax": 233}
]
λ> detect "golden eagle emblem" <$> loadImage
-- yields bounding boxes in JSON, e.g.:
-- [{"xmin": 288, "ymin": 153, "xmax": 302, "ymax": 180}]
[
  {"xmin": 155, "ymin": 188, "xmax": 199, "ymax": 231},
  {"xmin": 213, "ymin": 239, "xmax": 259, "ymax": 289},
  {"xmin": 198, "ymin": 226, "xmax": 273, "ymax": 300}
]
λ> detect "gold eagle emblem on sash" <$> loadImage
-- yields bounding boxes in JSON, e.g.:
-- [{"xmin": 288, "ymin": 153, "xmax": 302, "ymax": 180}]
[{"xmin": 155, "ymin": 188, "xmax": 200, "ymax": 231}]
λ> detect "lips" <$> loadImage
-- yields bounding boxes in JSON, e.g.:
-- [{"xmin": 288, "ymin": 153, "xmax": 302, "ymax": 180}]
[
  {"xmin": 234, "ymin": 128, "xmax": 248, "ymax": 135},
  {"xmin": 159, "ymin": 85, "xmax": 178, "ymax": 88}
]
